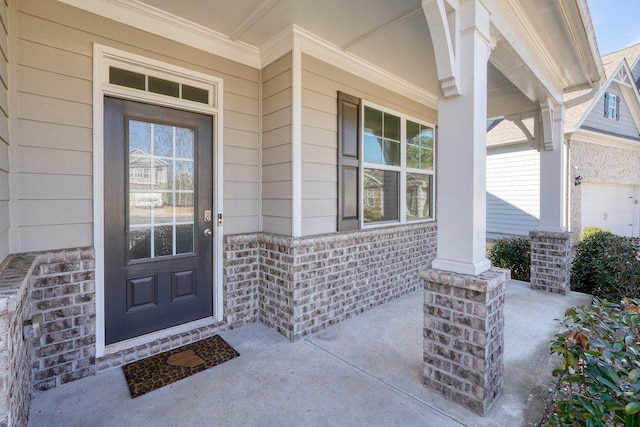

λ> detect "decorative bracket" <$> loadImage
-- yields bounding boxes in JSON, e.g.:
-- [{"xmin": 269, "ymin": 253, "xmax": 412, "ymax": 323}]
[
  {"xmin": 505, "ymin": 111, "xmax": 540, "ymax": 151},
  {"xmin": 423, "ymin": 0, "xmax": 460, "ymax": 98},
  {"xmin": 539, "ymin": 99, "xmax": 555, "ymax": 151},
  {"xmin": 513, "ymin": 119, "xmax": 535, "ymax": 149}
]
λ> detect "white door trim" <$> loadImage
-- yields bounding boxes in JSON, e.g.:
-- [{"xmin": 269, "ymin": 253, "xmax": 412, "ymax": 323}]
[{"xmin": 93, "ymin": 44, "xmax": 224, "ymax": 357}]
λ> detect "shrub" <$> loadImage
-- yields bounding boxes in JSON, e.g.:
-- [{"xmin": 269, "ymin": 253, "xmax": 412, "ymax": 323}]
[
  {"xmin": 488, "ymin": 236, "xmax": 530, "ymax": 281},
  {"xmin": 581, "ymin": 226, "xmax": 609, "ymax": 240},
  {"xmin": 571, "ymin": 231, "xmax": 640, "ymax": 300},
  {"xmin": 547, "ymin": 299, "xmax": 640, "ymax": 426}
]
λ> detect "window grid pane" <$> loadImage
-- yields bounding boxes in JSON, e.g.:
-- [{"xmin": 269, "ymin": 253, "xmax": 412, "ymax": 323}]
[
  {"xmin": 364, "ymin": 107, "xmax": 402, "ymax": 167},
  {"xmin": 128, "ymin": 120, "xmax": 195, "ymax": 261},
  {"xmin": 406, "ymin": 173, "xmax": 432, "ymax": 220},
  {"xmin": 363, "ymin": 168, "xmax": 399, "ymax": 223},
  {"xmin": 362, "ymin": 107, "xmax": 435, "ymax": 225}
]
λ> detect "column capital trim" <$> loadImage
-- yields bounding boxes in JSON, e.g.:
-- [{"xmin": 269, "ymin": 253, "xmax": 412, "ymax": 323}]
[{"xmin": 431, "ymin": 258, "xmax": 491, "ymax": 276}]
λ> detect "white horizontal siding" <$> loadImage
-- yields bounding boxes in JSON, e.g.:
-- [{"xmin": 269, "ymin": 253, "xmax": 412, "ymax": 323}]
[
  {"xmin": 14, "ymin": 0, "xmax": 261, "ymax": 252},
  {"xmin": 0, "ymin": 0, "xmax": 9, "ymax": 264},
  {"xmin": 486, "ymin": 144, "xmax": 540, "ymax": 236},
  {"xmin": 19, "ymin": 174, "xmax": 92, "ymax": 200},
  {"xmin": 300, "ymin": 54, "xmax": 437, "ymax": 236},
  {"xmin": 19, "ymin": 200, "xmax": 92, "ymax": 226},
  {"xmin": 19, "ymin": 223, "xmax": 93, "ymax": 252},
  {"xmin": 582, "ymin": 83, "xmax": 639, "ymax": 138},
  {"xmin": 261, "ymin": 53, "xmax": 292, "ymax": 236}
]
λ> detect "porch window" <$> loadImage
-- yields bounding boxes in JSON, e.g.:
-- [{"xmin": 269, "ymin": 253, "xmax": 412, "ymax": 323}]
[
  {"xmin": 362, "ymin": 105, "xmax": 434, "ymax": 225},
  {"xmin": 337, "ymin": 92, "xmax": 435, "ymax": 231}
]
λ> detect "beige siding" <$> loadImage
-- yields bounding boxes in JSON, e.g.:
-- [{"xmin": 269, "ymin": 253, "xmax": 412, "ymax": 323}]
[
  {"xmin": 0, "ymin": 0, "xmax": 8, "ymax": 264},
  {"xmin": 261, "ymin": 53, "xmax": 292, "ymax": 235},
  {"xmin": 300, "ymin": 54, "xmax": 437, "ymax": 235},
  {"xmin": 15, "ymin": 0, "xmax": 260, "ymax": 249}
]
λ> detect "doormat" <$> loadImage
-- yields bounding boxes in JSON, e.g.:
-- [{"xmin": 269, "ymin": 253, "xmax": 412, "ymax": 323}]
[{"xmin": 122, "ymin": 335, "xmax": 239, "ymax": 398}]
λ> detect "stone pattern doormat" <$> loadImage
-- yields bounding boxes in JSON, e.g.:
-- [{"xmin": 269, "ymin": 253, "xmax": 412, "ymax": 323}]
[{"xmin": 122, "ymin": 335, "xmax": 240, "ymax": 398}]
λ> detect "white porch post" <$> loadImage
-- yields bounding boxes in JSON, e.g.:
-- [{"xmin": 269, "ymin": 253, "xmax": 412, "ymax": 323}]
[
  {"xmin": 530, "ymin": 102, "xmax": 572, "ymax": 294},
  {"xmin": 538, "ymin": 103, "xmax": 567, "ymax": 232},
  {"xmin": 431, "ymin": 0, "xmax": 492, "ymax": 276}
]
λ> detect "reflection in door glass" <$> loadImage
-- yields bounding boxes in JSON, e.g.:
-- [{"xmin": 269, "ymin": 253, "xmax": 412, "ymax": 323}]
[{"xmin": 128, "ymin": 119, "xmax": 195, "ymax": 260}]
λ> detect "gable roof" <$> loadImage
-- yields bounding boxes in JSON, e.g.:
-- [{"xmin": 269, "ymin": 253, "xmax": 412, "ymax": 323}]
[{"xmin": 488, "ymin": 43, "xmax": 640, "ymax": 146}]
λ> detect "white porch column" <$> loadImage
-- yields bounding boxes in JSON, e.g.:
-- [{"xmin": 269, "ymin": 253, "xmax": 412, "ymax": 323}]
[
  {"xmin": 431, "ymin": 0, "xmax": 492, "ymax": 276},
  {"xmin": 530, "ymin": 102, "xmax": 571, "ymax": 294},
  {"xmin": 538, "ymin": 103, "xmax": 567, "ymax": 232}
]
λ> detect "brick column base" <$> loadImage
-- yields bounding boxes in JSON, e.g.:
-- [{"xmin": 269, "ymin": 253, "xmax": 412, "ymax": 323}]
[
  {"xmin": 420, "ymin": 267, "xmax": 507, "ymax": 416},
  {"xmin": 529, "ymin": 231, "xmax": 572, "ymax": 295}
]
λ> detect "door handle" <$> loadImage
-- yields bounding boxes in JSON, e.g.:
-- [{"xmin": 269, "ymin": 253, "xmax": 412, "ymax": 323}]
[{"xmin": 204, "ymin": 229, "xmax": 213, "ymax": 237}]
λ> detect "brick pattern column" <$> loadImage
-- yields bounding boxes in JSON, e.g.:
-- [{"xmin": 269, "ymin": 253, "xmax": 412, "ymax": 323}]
[
  {"xmin": 0, "ymin": 254, "xmax": 35, "ymax": 427},
  {"xmin": 421, "ymin": 267, "xmax": 507, "ymax": 416},
  {"xmin": 529, "ymin": 231, "xmax": 572, "ymax": 295}
]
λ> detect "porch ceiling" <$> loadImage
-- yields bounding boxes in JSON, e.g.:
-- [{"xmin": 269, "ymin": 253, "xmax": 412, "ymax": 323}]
[
  {"xmin": 142, "ymin": 0, "xmax": 442, "ymax": 94},
  {"xmin": 123, "ymin": 0, "xmax": 599, "ymax": 115}
]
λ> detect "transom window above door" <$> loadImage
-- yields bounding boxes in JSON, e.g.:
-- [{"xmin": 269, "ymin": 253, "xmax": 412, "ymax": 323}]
[{"xmin": 98, "ymin": 45, "xmax": 220, "ymax": 114}]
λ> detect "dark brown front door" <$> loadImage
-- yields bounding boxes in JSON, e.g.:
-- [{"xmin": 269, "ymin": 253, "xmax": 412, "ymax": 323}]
[{"xmin": 104, "ymin": 97, "xmax": 214, "ymax": 345}]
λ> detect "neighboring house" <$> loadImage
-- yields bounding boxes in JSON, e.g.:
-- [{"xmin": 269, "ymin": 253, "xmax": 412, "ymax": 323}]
[
  {"xmin": 0, "ymin": 0, "xmax": 602, "ymax": 423},
  {"xmin": 487, "ymin": 43, "xmax": 640, "ymax": 239}
]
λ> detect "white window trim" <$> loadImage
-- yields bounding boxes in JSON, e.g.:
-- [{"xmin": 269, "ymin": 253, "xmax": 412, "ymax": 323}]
[
  {"xmin": 359, "ymin": 100, "xmax": 436, "ymax": 229},
  {"xmin": 93, "ymin": 44, "xmax": 225, "ymax": 357},
  {"xmin": 606, "ymin": 93, "xmax": 618, "ymax": 119}
]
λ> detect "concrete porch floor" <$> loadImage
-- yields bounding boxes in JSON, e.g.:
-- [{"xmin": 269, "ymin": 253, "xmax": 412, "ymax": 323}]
[{"xmin": 28, "ymin": 281, "xmax": 591, "ymax": 427}]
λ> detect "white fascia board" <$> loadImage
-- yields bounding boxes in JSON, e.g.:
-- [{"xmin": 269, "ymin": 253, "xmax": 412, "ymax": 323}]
[
  {"xmin": 570, "ymin": 128, "xmax": 640, "ymax": 152},
  {"xmin": 575, "ymin": 61, "xmax": 640, "ymax": 131},
  {"xmin": 487, "ymin": 0, "xmax": 567, "ymax": 104},
  {"xmin": 56, "ymin": 0, "xmax": 261, "ymax": 68},
  {"xmin": 259, "ymin": 25, "xmax": 294, "ymax": 68},
  {"xmin": 618, "ymin": 61, "xmax": 640, "ymax": 133},
  {"xmin": 486, "ymin": 137, "xmax": 528, "ymax": 149}
]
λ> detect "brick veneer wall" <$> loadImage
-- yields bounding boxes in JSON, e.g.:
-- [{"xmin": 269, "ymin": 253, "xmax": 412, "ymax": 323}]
[
  {"xmin": 259, "ymin": 222, "xmax": 438, "ymax": 340},
  {"xmin": 0, "ymin": 222, "xmax": 436, "ymax": 403},
  {"xmin": 421, "ymin": 267, "xmax": 508, "ymax": 415},
  {"xmin": 529, "ymin": 231, "xmax": 572, "ymax": 294},
  {"xmin": 30, "ymin": 248, "xmax": 96, "ymax": 392},
  {"xmin": 26, "ymin": 239, "xmax": 262, "ymax": 386},
  {"xmin": 223, "ymin": 234, "xmax": 260, "ymax": 328},
  {"xmin": 0, "ymin": 254, "xmax": 36, "ymax": 427}
]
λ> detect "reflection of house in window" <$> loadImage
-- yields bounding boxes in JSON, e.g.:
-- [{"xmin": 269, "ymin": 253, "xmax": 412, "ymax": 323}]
[
  {"xmin": 363, "ymin": 171, "xmax": 383, "ymax": 221},
  {"xmin": 129, "ymin": 149, "xmax": 170, "ymax": 207},
  {"xmin": 129, "ymin": 149, "xmax": 169, "ymax": 189},
  {"xmin": 365, "ymin": 188, "xmax": 375, "ymax": 206},
  {"xmin": 407, "ymin": 173, "xmax": 430, "ymax": 219}
]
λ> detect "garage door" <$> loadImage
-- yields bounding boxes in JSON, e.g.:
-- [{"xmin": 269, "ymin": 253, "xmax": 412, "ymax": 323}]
[{"xmin": 581, "ymin": 184, "xmax": 636, "ymax": 237}]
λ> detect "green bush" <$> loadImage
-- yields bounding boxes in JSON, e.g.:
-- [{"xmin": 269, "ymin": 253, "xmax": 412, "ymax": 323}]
[
  {"xmin": 488, "ymin": 237, "xmax": 530, "ymax": 281},
  {"xmin": 548, "ymin": 299, "xmax": 640, "ymax": 426},
  {"xmin": 571, "ymin": 231, "xmax": 640, "ymax": 300},
  {"xmin": 581, "ymin": 226, "xmax": 609, "ymax": 240}
]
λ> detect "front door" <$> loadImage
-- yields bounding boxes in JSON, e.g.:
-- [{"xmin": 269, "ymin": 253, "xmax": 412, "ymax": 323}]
[{"xmin": 104, "ymin": 97, "xmax": 214, "ymax": 345}]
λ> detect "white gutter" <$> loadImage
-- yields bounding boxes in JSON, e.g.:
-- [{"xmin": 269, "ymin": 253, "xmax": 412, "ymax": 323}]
[{"xmin": 564, "ymin": 79, "xmax": 601, "ymax": 108}]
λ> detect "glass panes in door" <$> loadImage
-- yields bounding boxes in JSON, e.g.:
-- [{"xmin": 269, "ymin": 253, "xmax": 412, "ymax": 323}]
[{"xmin": 128, "ymin": 119, "xmax": 195, "ymax": 260}]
